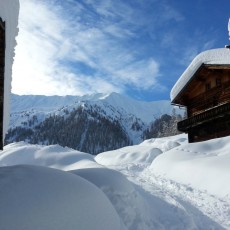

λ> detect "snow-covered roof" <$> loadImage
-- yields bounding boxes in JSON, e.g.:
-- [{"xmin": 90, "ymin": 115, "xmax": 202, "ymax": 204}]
[
  {"xmin": 171, "ymin": 48, "xmax": 230, "ymax": 103},
  {"xmin": 0, "ymin": 0, "xmax": 19, "ymax": 142}
]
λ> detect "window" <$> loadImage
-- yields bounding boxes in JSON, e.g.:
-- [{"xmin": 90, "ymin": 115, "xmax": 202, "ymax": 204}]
[
  {"xmin": 216, "ymin": 78, "xmax": 221, "ymax": 87},
  {"xmin": 205, "ymin": 82, "xmax": 211, "ymax": 91}
]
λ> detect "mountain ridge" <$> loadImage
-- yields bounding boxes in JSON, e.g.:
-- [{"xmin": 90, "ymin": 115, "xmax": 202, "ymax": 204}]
[
  {"xmin": 7, "ymin": 93, "xmax": 183, "ymax": 154},
  {"xmin": 10, "ymin": 93, "xmax": 176, "ymax": 123}
]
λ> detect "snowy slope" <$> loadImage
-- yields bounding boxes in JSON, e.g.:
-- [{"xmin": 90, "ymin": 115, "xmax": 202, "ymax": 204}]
[
  {"xmin": 1, "ymin": 134, "xmax": 230, "ymax": 229},
  {"xmin": 10, "ymin": 94, "xmax": 78, "ymax": 113},
  {"xmin": 150, "ymin": 135, "xmax": 230, "ymax": 197},
  {"xmin": 102, "ymin": 92, "xmax": 176, "ymax": 123}
]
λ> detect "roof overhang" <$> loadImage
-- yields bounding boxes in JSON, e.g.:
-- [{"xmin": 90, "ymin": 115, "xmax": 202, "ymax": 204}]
[
  {"xmin": 171, "ymin": 48, "xmax": 230, "ymax": 105},
  {"xmin": 171, "ymin": 63, "xmax": 230, "ymax": 106}
]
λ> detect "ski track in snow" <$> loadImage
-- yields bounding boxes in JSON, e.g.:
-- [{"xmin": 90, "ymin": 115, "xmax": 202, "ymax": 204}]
[{"xmin": 110, "ymin": 164, "xmax": 230, "ymax": 230}]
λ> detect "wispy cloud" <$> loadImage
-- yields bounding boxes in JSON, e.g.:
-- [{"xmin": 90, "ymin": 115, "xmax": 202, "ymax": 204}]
[
  {"xmin": 13, "ymin": 0, "xmax": 161, "ymax": 96},
  {"xmin": 12, "ymin": 0, "xmax": 219, "ymax": 100}
]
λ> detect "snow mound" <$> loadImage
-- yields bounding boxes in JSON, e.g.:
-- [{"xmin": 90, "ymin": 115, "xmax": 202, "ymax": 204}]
[
  {"xmin": 96, "ymin": 145, "xmax": 162, "ymax": 166},
  {"xmin": 0, "ymin": 165, "xmax": 126, "ymax": 230},
  {"xmin": 96, "ymin": 134, "xmax": 187, "ymax": 167},
  {"xmin": 150, "ymin": 135, "xmax": 230, "ymax": 197},
  {"xmin": 171, "ymin": 48, "xmax": 230, "ymax": 101},
  {"xmin": 0, "ymin": 142, "xmax": 98, "ymax": 170},
  {"xmin": 0, "ymin": 134, "xmax": 230, "ymax": 229},
  {"xmin": 140, "ymin": 133, "xmax": 187, "ymax": 152},
  {"xmin": 72, "ymin": 167, "xmax": 159, "ymax": 230}
]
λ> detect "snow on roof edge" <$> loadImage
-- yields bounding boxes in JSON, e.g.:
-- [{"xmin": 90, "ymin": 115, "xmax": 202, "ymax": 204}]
[{"xmin": 170, "ymin": 48, "xmax": 230, "ymax": 103}]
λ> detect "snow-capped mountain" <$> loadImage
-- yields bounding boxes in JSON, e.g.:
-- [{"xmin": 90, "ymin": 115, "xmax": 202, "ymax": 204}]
[{"xmin": 6, "ymin": 93, "xmax": 183, "ymax": 154}]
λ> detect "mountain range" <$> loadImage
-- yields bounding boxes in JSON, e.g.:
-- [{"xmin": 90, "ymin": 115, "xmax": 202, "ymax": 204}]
[{"xmin": 6, "ymin": 93, "xmax": 184, "ymax": 154}]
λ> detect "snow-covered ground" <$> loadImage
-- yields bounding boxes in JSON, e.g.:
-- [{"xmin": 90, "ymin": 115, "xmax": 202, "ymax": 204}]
[{"xmin": 0, "ymin": 134, "xmax": 230, "ymax": 229}]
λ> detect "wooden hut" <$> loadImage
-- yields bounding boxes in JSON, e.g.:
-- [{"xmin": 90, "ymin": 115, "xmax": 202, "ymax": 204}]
[{"xmin": 171, "ymin": 48, "xmax": 230, "ymax": 143}]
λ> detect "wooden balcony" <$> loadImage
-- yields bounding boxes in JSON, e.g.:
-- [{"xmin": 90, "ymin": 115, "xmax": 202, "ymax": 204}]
[
  {"xmin": 187, "ymin": 81, "xmax": 230, "ymax": 116},
  {"xmin": 178, "ymin": 102, "xmax": 230, "ymax": 132}
]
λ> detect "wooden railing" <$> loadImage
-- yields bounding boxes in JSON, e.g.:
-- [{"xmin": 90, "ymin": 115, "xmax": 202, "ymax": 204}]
[{"xmin": 178, "ymin": 102, "xmax": 230, "ymax": 132}]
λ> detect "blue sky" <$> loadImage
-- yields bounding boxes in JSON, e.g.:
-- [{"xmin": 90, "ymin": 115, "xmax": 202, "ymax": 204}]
[{"xmin": 12, "ymin": 0, "xmax": 230, "ymax": 101}]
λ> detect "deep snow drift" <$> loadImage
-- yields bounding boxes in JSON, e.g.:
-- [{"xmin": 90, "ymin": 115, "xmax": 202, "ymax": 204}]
[
  {"xmin": 150, "ymin": 135, "xmax": 230, "ymax": 197},
  {"xmin": 0, "ymin": 165, "xmax": 126, "ymax": 230},
  {"xmin": 0, "ymin": 134, "xmax": 230, "ymax": 229}
]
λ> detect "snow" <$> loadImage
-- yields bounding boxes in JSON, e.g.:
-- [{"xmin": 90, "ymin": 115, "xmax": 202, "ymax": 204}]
[
  {"xmin": 150, "ymin": 135, "xmax": 230, "ymax": 197},
  {"xmin": 10, "ymin": 94, "xmax": 78, "ymax": 113},
  {"xmin": 9, "ymin": 93, "xmax": 182, "ymax": 145},
  {"xmin": 71, "ymin": 167, "xmax": 159, "ymax": 229},
  {"xmin": 1, "ymin": 134, "xmax": 230, "ymax": 229},
  {"xmin": 0, "ymin": 165, "xmax": 126, "ymax": 230},
  {"xmin": 139, "ymin": 134, "xmax": 188, "ymax": 151},
  {"xmin": 102, "ymin": 92, "xmax": 176, "ymax": 123},
  {"xmin": 95, "ymin": 144, "xmax": 162, "ymax": 166},
  {"xmin": 10, "ymin": 92, "xmax": 178, "ymax": 124},
  {"xmin": 0, "ymin": 0, "xmax": 19, "ymax": 142},
  {"xmin": 1, "ymin": 1, "xmax": 229, "ymax": 228},
  {"xmin": 0, "ymin": 142, "xmax": 98, "ymax": 170},
  {"xmin": 171, "ymin": 48, "xmax": 230, "ymax": 102}
]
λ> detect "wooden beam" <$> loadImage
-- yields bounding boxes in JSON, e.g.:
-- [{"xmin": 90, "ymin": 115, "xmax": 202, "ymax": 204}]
[
  {"xmin": 0, "ymin": 17, "xmax": 4, "ymax": 149},
  {"xmin": 0, "ymin": 18, "xmax": 5, "ymax": 31},
  {"xmin": 204, "ymin": 64, "xmax": 230, "ymax": 70}
]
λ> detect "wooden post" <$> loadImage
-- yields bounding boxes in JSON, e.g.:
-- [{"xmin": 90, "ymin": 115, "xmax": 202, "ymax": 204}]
[
  {"xmin": 0, "ymin": 18, "xmax": 5, "ymax": 149},
  {"xmin": 188, "ymin": 130, "xmax": 194, "ymax": 143}
]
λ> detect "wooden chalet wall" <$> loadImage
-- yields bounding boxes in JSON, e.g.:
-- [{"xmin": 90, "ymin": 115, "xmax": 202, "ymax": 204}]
[
  {"xmin": 0, "ymin": 17, "xmax": 5, "ymax": 149},
  {"xmin": 177, "ymin": 64, "xmax": 230, "ymax": 143},
  {"xmin": 185, "ymin": 65, "xmax": 230, "ymax": 117}
]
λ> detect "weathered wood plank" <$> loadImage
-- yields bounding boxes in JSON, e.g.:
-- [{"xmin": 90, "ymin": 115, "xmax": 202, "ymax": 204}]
[{"xmin": 0, "ymin": 17, "xmax": 5, "ymax": 149}]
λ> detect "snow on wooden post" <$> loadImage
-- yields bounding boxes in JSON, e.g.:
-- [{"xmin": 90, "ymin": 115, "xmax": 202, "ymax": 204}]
[{"xmin": 0, "ymin": 0, "xmax": 19, "ymax": 149}]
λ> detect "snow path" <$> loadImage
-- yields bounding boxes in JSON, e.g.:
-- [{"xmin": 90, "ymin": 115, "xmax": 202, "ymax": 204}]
[{"xmin": 110, "ymin": 164, "xmax": 230, "ymax": 230}]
